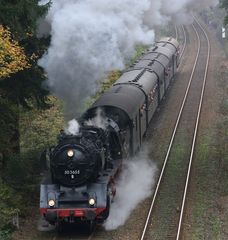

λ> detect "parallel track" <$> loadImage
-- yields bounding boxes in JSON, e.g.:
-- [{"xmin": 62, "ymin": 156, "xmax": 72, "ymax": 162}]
[
  {"xmin": 140, "ymin": 16, "xmax": 210, "ymax": 240},
  {"xmin": 178, "ymin": 25, "xmax": 187, "ymax": 63},
  {"xmin": 51, "ymin": 225, "xmax": 96, "ymax": 240},
  {"xmin": 176, "ymin": 16, "xmax": 210, "ymax": 240},
  {"xmin": 175, "ymin": 25, "xmax": 187, "ymax": 62},
  {"xmin": 173, "ymin": 24, "xmax": 187, "ymax": 72}
]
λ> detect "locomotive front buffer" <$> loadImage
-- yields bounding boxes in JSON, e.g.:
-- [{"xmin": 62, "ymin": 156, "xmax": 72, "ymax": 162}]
[{"xmin": 40, "ymin": 182, "xmax": 110, "ymax": 225}]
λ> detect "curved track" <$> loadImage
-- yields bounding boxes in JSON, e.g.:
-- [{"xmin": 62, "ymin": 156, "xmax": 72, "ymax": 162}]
[
  {"xmin": 178, "ymin": 25, "xmax": 187, "ymax": 64},
  {"xmin": 140, "ymin": 16, "xmax": 210, "ymax": 240},
  {"xmin": 176, "ymin": 16, "xmax": 210, "ymax": 240}
]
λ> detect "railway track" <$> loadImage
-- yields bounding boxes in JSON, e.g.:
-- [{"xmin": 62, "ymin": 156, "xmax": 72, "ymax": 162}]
[
  {"xmin": 140, "ymin": 16, "xmax": 210, "ymax": 240},
  {"xmin": 48, "ymin": 224, "xmax": 97, "ymax": 240},
  {"xmin": 51, "ymin": 25, "xmax": 189, "ymax": 240},
  {"xmin": 37, "ymin": 18, "xmax": 209, "ymax": 240},
  {"xmin": 178, "ymin": 25, "xmax": 187, "ymax": 63},
  {"xmin": 175, "ymin": 25, "xmax": 186, "ymax": 61}
]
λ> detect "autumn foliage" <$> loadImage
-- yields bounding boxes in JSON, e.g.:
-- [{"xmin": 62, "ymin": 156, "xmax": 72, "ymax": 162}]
[{"xmin": 0, "ymin": 25, "xmax": 30, "ymax": 79}]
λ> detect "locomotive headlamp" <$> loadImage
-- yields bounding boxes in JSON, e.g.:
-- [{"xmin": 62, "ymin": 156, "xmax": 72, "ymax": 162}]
[
  {"xmin": 48, "ymin": 199, "xmax": 55, "ymax": 207},
  {"xmin": 67, "ymin": 149, "xmax": 74, "ymax": 157},
  {"xmin": 88, "ymin": 198, "xmax": 96, "ymax": 206}
]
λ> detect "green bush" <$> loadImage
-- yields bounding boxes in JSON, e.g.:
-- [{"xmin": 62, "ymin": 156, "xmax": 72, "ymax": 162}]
[
  {"xmin": 221, "ymin": 99, "xmax": 228, "ymax": 114},
  {"xmin": 0, "ymin": 182, "xmax": 20, "ymax": 230},
  {"xmin": 0, "ymin": 99, "xmax": 19, "ymax": 155},
  {"xmin": 0, "ymin": 229, "xmax": 13, "ymax": 240},
  {"xmin": 19, "ymin": 96, "xmax": 64, "ymax": 154}
]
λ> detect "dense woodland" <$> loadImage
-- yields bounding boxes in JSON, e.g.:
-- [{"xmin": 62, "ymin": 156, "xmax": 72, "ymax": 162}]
[
  {"xmin": 0, "ymin": 0, "xmax": 51, "ymax": 238},
  {"xmin": 0, "ymin": 0, "xmax": 227, "ymax": 239}
]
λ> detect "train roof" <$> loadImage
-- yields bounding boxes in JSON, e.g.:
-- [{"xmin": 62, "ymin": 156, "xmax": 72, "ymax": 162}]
[
  {"xmin": 148, "ymin": 45, "xmax": 173, "ymax": 59},
  {"xmin": 141, "ymin": 52, "xmax": 169, "ymax": 67},
  {"xmin": 84, "ymin": 37, "xmax": 179, "ymax": 127},
  {"xmin": 89, "ymin": 84, "xmax": 145, "ymax": 123},
  {"xmin": 133, "ymin": 59, "xmax": 165, "ymax": 76},
  {"xmin": 114, "ymin": 67, "xmax": 158, "ymax": 96},
  {"xmin": 112, "ymin": 37, "xmax": 178, "ymax": 98},
  {"xmin": 156, "ymin": 37, "xmax": 179, "ymax": 51}
]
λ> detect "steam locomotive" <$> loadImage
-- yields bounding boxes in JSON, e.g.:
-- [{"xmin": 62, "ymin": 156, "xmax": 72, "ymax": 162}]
[{"xmin": 40, "ymin": 37, "xmax": 179, "ymax": 230}]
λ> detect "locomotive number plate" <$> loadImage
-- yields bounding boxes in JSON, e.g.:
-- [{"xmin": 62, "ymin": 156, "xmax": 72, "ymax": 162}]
[{"xmin": 64, "ymin": 170, "xmax": 80, "ymax": 175}]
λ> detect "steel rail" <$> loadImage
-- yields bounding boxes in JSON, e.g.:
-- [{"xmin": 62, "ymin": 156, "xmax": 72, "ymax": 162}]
[
  {"xmin": 52, "ymin": 226, "xmax": 96, "ymax": 240},
  {"xmin": 175, "ymin": 16, "xmax": 210, "ymax": 240},
  {"xmin": 179, "ymin": 25, "xmax": 187, "ymax": 63},
  {"xmin": 87, "ymin": 230, "xmax": 95, "ymax": 240},
  {"xmin": 174, "ymin": 25, "xmax": 186, "ymax": 62},
  {"xmin": 175, "ymin": 25, "xmax": 178, "ymax": 40},
  {"xmin": 52, "ymin": 231, "xmax": 95, "ymax": 240},
  {"xmin": 140, "ymin": 22, "xmax": 201, "ymax": 240}
]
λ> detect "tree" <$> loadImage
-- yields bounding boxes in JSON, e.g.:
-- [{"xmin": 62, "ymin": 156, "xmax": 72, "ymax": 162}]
[
  {"xmin": 0, "ymin": 0, "xmax": 50, "ymax": 40},
  {"xmin": 220, "ymin": 0, "xmax": 228, "ymax": 25},
  {"xmin": 0, "ymin": 0, "xmax": 50, "ymax": 172},
  {"xmin": 0, "ymin": 0, "xmax": 50, "ymax": 107},
  {"xmin": 0, "ymin": 0, "xmax": 51, "ymax": 232},
  {"xmin": 0, "ymin": 25, "xmax": 30, "ymax": 79}
]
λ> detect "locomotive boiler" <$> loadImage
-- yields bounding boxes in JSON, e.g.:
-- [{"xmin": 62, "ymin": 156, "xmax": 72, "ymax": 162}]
[{"xmin": 40, "ymin": 37, "xmax": 179, "ymax": 230}]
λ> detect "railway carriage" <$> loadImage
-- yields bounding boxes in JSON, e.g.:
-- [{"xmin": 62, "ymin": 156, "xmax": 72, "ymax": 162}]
[{"xmin": 40, "ymin": 37, "xmax": 179, "ymax": 230}]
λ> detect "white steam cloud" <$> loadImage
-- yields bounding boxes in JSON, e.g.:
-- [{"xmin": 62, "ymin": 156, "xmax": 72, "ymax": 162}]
[
  {"xmin": 64, "ymin": 119, "xmax": 80, "ymax": 135},
  {"xmin": 65, "ymin": 108, "xmax": 107, "ymax": 136},
  {"xmin": 84, "ymin": 108, "xmax": 108, "ymax": 130},
  {"xmin": 39, "ymin": 0, "xmax": 154, "ymax": 118},
  {"xmin": 104, "ymin": 150, "xmax": 157, "ymax": 230},
  {"xmin": 38, "ymin": 0, "xmax": 218, "ymax": 119}
]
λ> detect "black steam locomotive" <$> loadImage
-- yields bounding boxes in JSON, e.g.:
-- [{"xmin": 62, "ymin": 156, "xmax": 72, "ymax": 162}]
[{"xmin": 40, "ymin": 37, "xmax": 179, "ymax": 229}]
